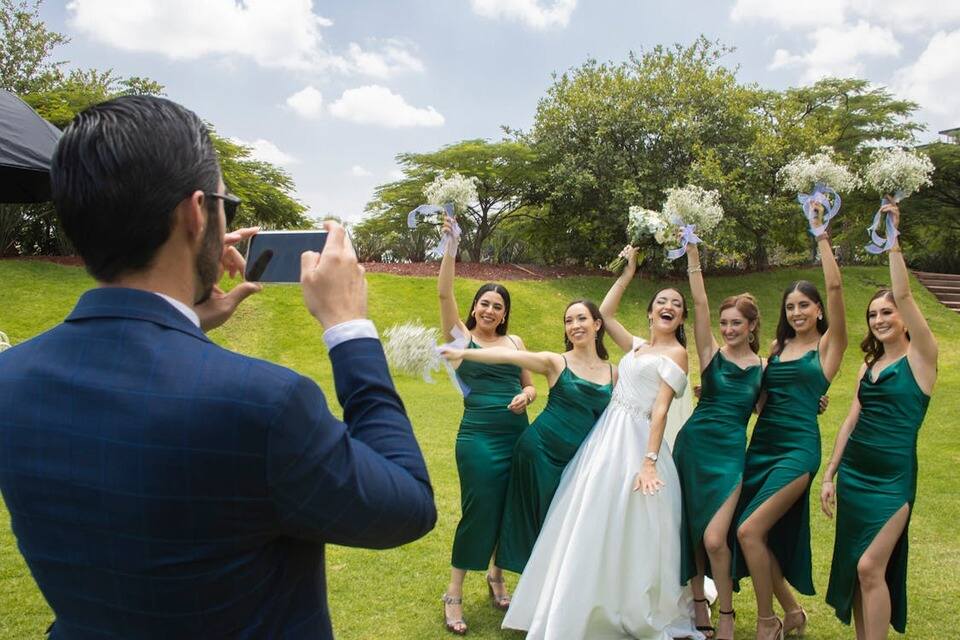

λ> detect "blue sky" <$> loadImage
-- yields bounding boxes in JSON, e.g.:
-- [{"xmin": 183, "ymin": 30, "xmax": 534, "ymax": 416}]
[{"xmin": 39, "ymin": 0, "xmax": 960, "ymax": 222}]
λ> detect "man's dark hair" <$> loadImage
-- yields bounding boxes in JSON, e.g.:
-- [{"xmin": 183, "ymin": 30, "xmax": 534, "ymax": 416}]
[{"xmin": 51, "ymin": 95, "xmax": 220, "ymax": 282}]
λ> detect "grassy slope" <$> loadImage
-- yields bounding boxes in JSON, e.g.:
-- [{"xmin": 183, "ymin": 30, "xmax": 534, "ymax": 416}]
[{"xmin": 0, "ymin": 261, "xmax": 957, "ymax": 639}]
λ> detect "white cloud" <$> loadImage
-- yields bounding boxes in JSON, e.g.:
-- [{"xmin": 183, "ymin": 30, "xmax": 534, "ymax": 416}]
[
  {"xmin": 350, "ymin": 165, "xmax": 373, "ymax": 177},
  {"xmin": 853, "ymin": 0, "xmax": 960, "ymax": 33},
  {"xmin": 66, "ymin": 0, "xmax": 425, "ymax": 77},
  {"xmin": 731, "ymin": 0, "xmax": 846, "ymax": 28},
  {"xmin": 328, "ymin": 86, "xmax": 445, "ymax": 128},
  {"xmin": 470, "ymin": 0, "xmax": 577, "ymax": 30},
  {"xmin": 285, "ymin": 86, "xmax": 324, "ymax": 119},
  {"xmin": 768, "ymin": 21, "xmax": 901, "ymax": 82},
  {"xmin": 230, "ymin": 138, "xmax": 298, "ymax": 166},
  {"xmin": 892, "ymin": 29, "xmax": 960, "ymax": 117}
]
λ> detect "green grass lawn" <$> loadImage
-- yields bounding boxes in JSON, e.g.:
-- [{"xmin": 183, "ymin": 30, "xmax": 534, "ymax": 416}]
[{"xmin": 1, "ymin": 260, "xmax": 958, "ymax": 638}]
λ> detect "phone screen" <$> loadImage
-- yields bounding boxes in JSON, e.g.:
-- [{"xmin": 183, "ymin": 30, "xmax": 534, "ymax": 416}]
[{"xmin": 244, "ymin": 231, "xmax": 328, "ymax": 283}]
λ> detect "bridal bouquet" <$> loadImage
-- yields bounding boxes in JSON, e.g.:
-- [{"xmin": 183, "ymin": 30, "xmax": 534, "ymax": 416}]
[
  {"xmin": 862, "ymin": 147, "xmax": 935, "ymax": 253},
  {"xmin": 383, "ymin": 321, "xmax": 471, "ymax": 396},
  {"xmin": 408, "ymin": 173, "xmax": 479, "ymax": 259},
  {"xmin": 778, "ymin": 147, "xmax": 858, "ymax": 236},
  {"xmin": 660, "ymin": 185, "xmax": 724, "ymax": 260},
  {"xmin": 606, "ymin": 206, "xmax": 664, "ymax": 272}
]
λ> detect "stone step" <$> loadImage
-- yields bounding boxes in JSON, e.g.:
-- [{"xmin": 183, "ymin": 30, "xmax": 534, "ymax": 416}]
[
  {"xmin": 917, "ymin": 277, "xmax": 960, "ymax": 287},
  {"xmin": 934, "ymin": 291, "xmax": 960, "ymax": 302},
  {"xmin": 925, "ymin": 285, "xmax": 960, "ymax": 293}
]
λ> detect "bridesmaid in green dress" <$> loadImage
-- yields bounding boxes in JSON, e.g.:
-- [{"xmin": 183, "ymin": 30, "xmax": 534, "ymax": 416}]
[
  {"xmin": 442, "ymin": 300, "xmax": 615, "ymax": 575},
  {"xmin": 438, "ymin": 217, "xmax": 537, "ymax": 635},
  {"xmin": 821, "ymin": 201, "xmax": 937, "ymax": 639},
  {"xmin": 674, "ymin": 242, "xmax": 763, "ymax": 640},
  {"xmin": 735, "ymin": 206, "xmax": 849, "ymax": 640}
]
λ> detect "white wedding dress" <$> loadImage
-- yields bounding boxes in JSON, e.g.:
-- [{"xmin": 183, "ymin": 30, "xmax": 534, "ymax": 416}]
[{"xmin": 502, "ymin": 338, "xmax": 704, "ymax": 640}]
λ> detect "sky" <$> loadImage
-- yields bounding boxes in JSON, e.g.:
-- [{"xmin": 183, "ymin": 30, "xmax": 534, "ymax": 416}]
[{"xmin": 37, "ymin": 0, "xmax": 960, "ymax": 223}]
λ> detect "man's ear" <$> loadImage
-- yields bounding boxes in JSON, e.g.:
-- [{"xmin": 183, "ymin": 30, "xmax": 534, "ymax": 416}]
[{"xmin": 176, "ymin": 190, "xmax": 206, "ymax": 241}]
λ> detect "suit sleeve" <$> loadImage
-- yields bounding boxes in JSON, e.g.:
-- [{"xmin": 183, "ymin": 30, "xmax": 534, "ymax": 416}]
[{"xmin": 267, "ymin": 338, "xmax": 437, "ymax": 548}]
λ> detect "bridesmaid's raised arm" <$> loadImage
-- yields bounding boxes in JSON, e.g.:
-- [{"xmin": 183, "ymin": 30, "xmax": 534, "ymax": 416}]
[
  {"xmin": 600, "ymin": 246, "xmax": 639, "ymax": 352},
  {"xmin": 815, "ymin": 205, "xmax": 848, "ymax": 381},
  {"xmin": 686, "ymin": 243, "xmax": 719, "ymax": 372},
  {"xmin": 885, "ymin": 202, "xmax": 938, "ymax": 392},
  {"xmin": 438, "ymin": 215, "xmax": 468, "ymax": 342}
]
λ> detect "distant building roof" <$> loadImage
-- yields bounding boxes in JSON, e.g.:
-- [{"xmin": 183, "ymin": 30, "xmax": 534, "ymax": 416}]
[{"xmin": 940, "ymin": 127, "xmax": 960, "ymax": 135}]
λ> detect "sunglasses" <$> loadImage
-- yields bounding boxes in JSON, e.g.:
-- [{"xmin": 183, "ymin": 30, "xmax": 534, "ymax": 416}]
[{"xmin": 204, "ymin": 192, "xmax": 241, "ymax": 227}]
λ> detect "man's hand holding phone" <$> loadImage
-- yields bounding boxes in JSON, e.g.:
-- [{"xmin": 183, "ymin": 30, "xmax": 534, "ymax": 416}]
[
  {"xmin": 195, "ymin": 226, "xmax": 263, "ymax": 332},
  {"xmin": 301, "ymin": 221, "xmax": 367, "ymax": 329}
]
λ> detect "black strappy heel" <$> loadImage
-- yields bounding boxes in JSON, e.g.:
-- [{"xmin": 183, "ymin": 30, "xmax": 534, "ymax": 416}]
[
  {"xmin": 715, "ymin": 609, "xmax": 735, "ymax": 640},
  {"xmin": 693, "ymin": 598, "xmax": 714, "ymax": 638}
]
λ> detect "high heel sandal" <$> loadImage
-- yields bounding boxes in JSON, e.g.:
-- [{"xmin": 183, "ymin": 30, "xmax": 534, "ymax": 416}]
[
  {"xmin": 783, "ymin": 607, "xmax": 807, "ymax": 637},
  {"xmin": 715, "ymin": 609, "xmax": 735, "ymax": 640},
  {"xmin": 441, "ymin": 593, "xmax": 467, "ymax": 635},
  {"xmin": 485, "ymin": 574, "xmax": 511, "ymax": 610},
  {"xmin": 692, "ymin": 598, "xmax": 714, "ymax": 638},
  {"xmin": 757, "ymin": 614, "xmax": 784, "ymax": 640}
]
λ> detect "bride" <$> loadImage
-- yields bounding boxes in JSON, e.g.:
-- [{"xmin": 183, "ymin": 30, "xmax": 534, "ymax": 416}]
[{"xmin": 503, "ymin": 247, "xmax": 703, "ymax": 639}]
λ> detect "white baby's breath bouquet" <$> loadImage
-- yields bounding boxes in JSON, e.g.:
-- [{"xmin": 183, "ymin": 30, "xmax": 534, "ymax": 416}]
[
  {"xmin": 0, "ymin": 331, "xmax": 10, "ymax": 353},
  {"xmin": 662, "ymin": 185, "xmax": 724, "ymax": 234},
  {"xmin": 778, "ymin": 146, "xmax": 860, "ymax": 194},
  {"xmin": 383, "ymin": 322, "xmax": 443, "ymax": 383},
  {"xmin": 423, "ymin": 173, "xmax": 479, "ymax": 214},
  {"xmin": 863, "ymin": 147, "xmax": 934, "ymax": 202},
  {"xmin": 607, "ymin": 206, "xmax": 666, "ymax": 272}
]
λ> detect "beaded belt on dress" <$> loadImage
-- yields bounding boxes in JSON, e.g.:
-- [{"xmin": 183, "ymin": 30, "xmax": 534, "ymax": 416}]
[{"xmin": 610, "ymin": 391, "xmax": 652, "ymax": 421}]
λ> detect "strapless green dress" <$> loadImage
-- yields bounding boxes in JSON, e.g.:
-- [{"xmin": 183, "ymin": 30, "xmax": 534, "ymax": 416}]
[
  {"xmin": 674, "ymin": 350, "xmax": 762, "ymax": 585},
  {"xmin": 451, "ymin": 341, "xmax": 529, "ymax": 570},
  {"xmin": 734, "ymin": 349, "xmax": 829, "ymax": 595},
  {"xmin": 826, "ymin": 357, "xmax": 930, "ymax": 633},
  {"xmin": 496, "ymin": 364, "xmax": 613, "ymax": 573}
]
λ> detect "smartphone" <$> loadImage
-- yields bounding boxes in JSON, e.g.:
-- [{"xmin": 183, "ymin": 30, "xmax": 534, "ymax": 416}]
[{"xmin": 244, "ymin": 230, "xmax": 328, "ymax": 283}]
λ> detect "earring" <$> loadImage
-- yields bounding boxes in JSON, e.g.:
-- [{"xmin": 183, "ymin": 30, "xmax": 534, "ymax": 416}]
[
  {"xmin": 748, "ymin": 333, "xmax": 755, "ymax": 344},
  {"xmin": 818, "ymin": 312, "xmax": 823, "ymax": 320}
]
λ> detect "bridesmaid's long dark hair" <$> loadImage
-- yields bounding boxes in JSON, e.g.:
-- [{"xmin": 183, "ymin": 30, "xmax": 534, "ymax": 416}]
[
  {"xmin": 465, "ymin": 283, "xmax": 511, "ymax": 336},
  {"xmin": 772, "ymin": 280, "xmax": 828, "ymax": 357},
  {"xmin": 646, "ymin": 288, "xmax": 688, "ymax": 347},
  {"xmin": 861, "ymin": 289, "xmax": 910, "ymax": 368},
  {"xmin": 562, "ymin": 299, "xmax": 609, "ymax": 360}
]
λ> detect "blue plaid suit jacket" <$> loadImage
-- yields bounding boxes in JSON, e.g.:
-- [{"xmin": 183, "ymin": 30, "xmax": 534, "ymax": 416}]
[{"xmin": 0, "ymin": 288, "xmax": 436, "ymax": 638}]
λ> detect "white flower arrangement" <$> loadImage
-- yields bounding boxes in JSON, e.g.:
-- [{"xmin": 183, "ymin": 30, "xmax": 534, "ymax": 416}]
[
  {"xmin": 864, "ymin": 147, "xmax": 934, "ymax": 201},
  {"xmin": 382, "ymin": 321, "xmax": 443, "ymax": 382},
  {"xmin": 607, "ymin": 205, "xmax": 666, "ymax": 272},
  {"xmin": 662, "ymin": 185, "xmax": 724, "ymax": 234},
  {"xmin": 423, "ymin": 172, "xmax": 479, "ymax": 213},
  {"xmin": 777, "ymin": 146, "xmax": 860, "ymax": 194},
  {"xmin": 0, "ymin": 331, "xmax": 10, "ymax": 353}
]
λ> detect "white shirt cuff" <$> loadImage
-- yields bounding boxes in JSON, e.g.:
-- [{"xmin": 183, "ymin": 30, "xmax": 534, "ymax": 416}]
[{"xmin": 323, "ymin": 319, "xmax": 379, "ymax": 350}]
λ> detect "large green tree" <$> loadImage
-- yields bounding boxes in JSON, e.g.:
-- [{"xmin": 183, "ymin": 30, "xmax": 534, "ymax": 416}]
[{"xmin": 361, "ymin": 138, "xmax": 544, "ymax": 261}]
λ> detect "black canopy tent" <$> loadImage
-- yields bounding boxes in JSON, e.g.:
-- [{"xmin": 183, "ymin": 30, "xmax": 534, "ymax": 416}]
[{"xmin": 0, "ymin": 89, "xmax": 61, "ymax": 203}]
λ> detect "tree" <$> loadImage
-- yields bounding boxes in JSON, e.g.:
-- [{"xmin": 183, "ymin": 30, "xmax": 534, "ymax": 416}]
[
  {"xmin": 363, "ymin": 139, "xmax": 545, "ymax": 261},
  {"xmin": 898, "ymin": 142, "xmax": 960, "ymax": 272},
  {"xmin": 0, "ymin": 0, "xmax": 67, "ymax": 94}
]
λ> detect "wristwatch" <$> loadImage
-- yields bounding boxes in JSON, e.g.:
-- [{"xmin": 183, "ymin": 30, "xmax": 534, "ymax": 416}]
[{"xmin": 644, "ymin": 452, "xmax": 658, "ymax": 463}]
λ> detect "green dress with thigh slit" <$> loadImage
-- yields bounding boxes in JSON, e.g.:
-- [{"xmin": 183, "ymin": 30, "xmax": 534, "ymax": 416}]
[
  {"xmin": 451, "ymin": 341, "xmax": 529, "ymax": 570},
  {"xmin": 496, "ymin": 362, "xmax": 613, "ymax": 573},
  {"xmin": 674, "ymin": 350, "xmax": 762, "ymax": 586},
  {"xmin": 734, "ymin": 349, "xmax": 829, "ymax": 595},
  {"xmin": 826, "ymin": 357, "xmax": 930, "ymax": 633}
]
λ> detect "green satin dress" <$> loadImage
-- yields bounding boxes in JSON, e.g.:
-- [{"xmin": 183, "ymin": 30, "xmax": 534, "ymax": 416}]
[
  {"xmin": 674, "ymin": 350, "xmax": 762, "ymax": 585},
  {"xmin": 451, "ymin": 340, "xmax": 529, "ymax": 570},
  {"xmin": 826, "ymin": 357, "xmax": 930, "ymax": 633},
  {"xmin": 734, "ymin": 349, "xmax": 829, "ymax": 595},
  {"xmin": 496, "ymin": 363, "xmax": 613, "ymax": 573}
]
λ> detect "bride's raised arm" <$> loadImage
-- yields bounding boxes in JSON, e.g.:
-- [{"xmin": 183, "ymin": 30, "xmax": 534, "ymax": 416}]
[{"xmin": 600, "ymin": 246, "xmax": 639, "ymax": 352}]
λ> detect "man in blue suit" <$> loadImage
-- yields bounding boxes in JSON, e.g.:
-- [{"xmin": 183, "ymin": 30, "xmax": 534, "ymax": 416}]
[{"xmin": 0, "ymin": 95, "xmax": 436, "ymax": 638}]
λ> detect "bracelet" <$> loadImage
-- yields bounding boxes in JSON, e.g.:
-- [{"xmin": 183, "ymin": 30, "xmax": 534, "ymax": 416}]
[
  {"xmin": 815, "ymin": 233, "xmax": 829, "ymax": 243},
  {"xmin": 822, "ymin": 479, "xmax": 834, "ymax": 484},
  {"xmin": 889, "ymin": 246, "xmax": 902, "ymax": 253},
  {"xmin": 687, "ymin": 267, "xmax": 701, "ymax": 274}
]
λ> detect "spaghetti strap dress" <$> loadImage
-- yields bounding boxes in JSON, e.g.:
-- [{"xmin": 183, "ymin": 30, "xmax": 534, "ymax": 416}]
[
  {"xmin": 496, "ymin": 360, "xmax": 613, "ymax": 573},
  {"xmin": 450, "ymin": 339, "xmax": 529, "ymax": 570},
  {"xmin": 734, "ymin": 349, "xmax": 828, "ymax": 595},
  {"xmin": 673, "ymin": 350, "xmax": 762, "ymax": 585},
  {"xmin": 825, "ymin": 357, "xmax": 930, "ymax": 632}
]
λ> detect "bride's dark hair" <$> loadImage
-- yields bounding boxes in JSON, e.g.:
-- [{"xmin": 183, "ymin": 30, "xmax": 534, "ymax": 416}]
[{"xmin": 646, "ymin": 288, "xmax": 688, "ymax": 347}]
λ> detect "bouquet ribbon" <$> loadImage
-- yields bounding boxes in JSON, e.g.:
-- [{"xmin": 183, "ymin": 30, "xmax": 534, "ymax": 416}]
[
  {"xmin": 864, "ymin": 195, "xmax": 900, "ymax": 255},
  {"xmin": 407, "ymin": 203, "xmax": 460, "ymax": 259},
  {"xmin": 437, "ymin": 326, "xmax": 471, "ymax": 397},
  {"xmin": 798, "ymin": 182, "xmax": 840, "ymax": 236},
  {"xmin": 665, "ymin": 224, "xmax": 702, "ymax": 261}
]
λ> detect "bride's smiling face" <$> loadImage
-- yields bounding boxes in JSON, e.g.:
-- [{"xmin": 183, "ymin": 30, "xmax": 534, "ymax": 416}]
[{"xmin": 647, "ymin": 288, "xmax": 685, "ymax": 335}]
